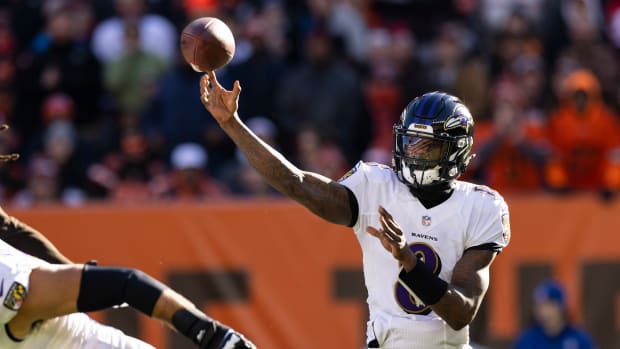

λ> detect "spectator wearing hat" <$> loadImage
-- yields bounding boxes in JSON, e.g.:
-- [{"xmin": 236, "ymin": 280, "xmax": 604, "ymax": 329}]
[
  {"xmin": 162, "ymin": 142, "xmax": 227, "ymax": 200},
  {"xmin": 513, "ymin": 280, "xmax": 597, "ymax": 349},
  {"xmin": 466, "ymin": 79, "xmax": 550, "ymax": 193},
  {"xmin": 545, "ymin": 69, "xmax": 620, "ymax": 195}
]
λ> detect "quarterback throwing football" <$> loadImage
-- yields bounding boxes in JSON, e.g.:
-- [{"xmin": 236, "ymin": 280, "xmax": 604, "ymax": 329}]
[{"xmin": 201, "ymin": 71, "xmax": 510, "ymax": 349}]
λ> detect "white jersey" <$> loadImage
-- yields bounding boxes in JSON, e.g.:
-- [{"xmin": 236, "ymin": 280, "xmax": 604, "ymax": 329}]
[
  {"xmin": 0, "ymin": 239, "xmax": 154, "ymax": 349},
  {"xmin": 338, "ymin": 162, "xmax": 510, "ymax": 349}
]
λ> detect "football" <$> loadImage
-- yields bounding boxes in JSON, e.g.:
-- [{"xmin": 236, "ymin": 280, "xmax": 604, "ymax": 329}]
[{"xmin": 180, "ymin": 17, "xmax": 235, "ymax": 72}]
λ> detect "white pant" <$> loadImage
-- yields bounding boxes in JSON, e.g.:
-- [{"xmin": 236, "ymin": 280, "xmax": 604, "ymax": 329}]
[
  {"xmin": 367, "ymin": 315, "xmax": 472, "ymax": 349},
  {"xmin": 0, "ymin": 312, "xmax": 154, "ymax": 349}
]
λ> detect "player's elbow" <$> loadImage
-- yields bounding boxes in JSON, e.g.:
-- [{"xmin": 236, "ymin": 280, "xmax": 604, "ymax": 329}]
[
  {"xmin": 445, "ymin": 312, "xmax": 475, "ymax": 331},
  {"xmin": 443, "ymin": 295, "xmax": 483, "ymax": 330},
  {"xmin": 447, "ymin": 319, "xmax": 470, "ymax": 331}
]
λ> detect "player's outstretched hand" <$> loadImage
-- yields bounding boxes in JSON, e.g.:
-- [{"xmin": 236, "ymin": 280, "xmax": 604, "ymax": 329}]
[
  {"xmin": 214, "ymin": 330, "xmax": 256, "ymax": 349},
  {"xmin": 200, "ymin": 71, "xmax": 242, "ymax": 125},
  {"xmin": 200, "ymin": 322, "xmax": 256, "ymax": 349},
  {"xmin": 367, "ymin": 206, "xmax": 417, "ymax": 271}
]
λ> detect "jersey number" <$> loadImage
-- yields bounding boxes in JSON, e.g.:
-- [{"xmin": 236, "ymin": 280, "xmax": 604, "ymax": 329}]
[{"xmin": 394, "ymin": 242, "xmax": 443, "ymax": 315}]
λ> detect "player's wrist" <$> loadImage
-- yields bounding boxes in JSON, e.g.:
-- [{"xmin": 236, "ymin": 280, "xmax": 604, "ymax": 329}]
[
  {"xmin": 398, "ymin": 262, "xmax": 448, "ymax": 306},
  {"xmin": 218, "ymin": 112, "xmax": 240, "ymax": 128},
  {"xmin": 399, "ymin": 249, "xmax": 417, "ymax": 272}
]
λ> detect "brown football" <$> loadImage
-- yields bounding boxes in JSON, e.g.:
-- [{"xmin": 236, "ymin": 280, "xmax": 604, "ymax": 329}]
[{"xmin": 180, "ymin": 17, "xmax": 235, "ymax": 72}]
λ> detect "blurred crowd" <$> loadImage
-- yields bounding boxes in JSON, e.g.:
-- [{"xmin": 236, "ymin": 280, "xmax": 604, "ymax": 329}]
[{"xmin": 1, "ymin": 0, "xmax": 620, "ymax": 206}]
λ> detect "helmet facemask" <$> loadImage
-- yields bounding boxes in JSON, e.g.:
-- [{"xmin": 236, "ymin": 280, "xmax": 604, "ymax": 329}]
[
  {"xmin": 392, "ymin": 92, "xmax": 475, "ymax": 188},
  {"xmin": 393, "ymin": 124, "xmax": 472, "ymax": 188}
]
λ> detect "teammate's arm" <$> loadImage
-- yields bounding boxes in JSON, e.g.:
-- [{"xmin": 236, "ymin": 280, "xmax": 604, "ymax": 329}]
[
  {"xmin": 368, "ymin": 206, "xmax": 496, "ymax": 330},
  {"xmin": 0, "ymin": 214, "xmax": 72, "ymax": 264},
  {"xmin": 7, "ymin": 263, "xmax": 254, "ymax": 348},
  {"xmin": 0, "ymin": 125, "xmax": 70, "ymax": 264},
  {"xmin": 200, "ymin": 71, "xmax": 353, "ymax": 226}
]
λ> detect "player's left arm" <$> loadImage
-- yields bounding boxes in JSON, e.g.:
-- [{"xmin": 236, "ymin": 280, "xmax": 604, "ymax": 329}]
[
  {"xmin": 368, "ymin": 206, "xmax": 498, "ymax": 330},
  {"xmin": 429, "ymin": 248, "xmax": 496, "ymax": 330}
]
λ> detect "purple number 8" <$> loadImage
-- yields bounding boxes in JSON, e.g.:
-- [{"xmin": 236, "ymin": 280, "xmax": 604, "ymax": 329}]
[{"xmin": 394, "ymin": 242, "xmax": 442, "ymax": 315}]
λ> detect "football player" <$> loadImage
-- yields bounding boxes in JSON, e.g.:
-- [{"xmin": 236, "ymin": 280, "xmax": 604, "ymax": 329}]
[
  {"xmin": 0, "ymin": 125, "xmax": 255, "ymax": 349},
  {"xmin": 0, "ymin": 237, "xmax": 255, "ymax": 349},
  {"xmin": 201, "ymin": 71, "xmax": 510, "ymax": 349}
]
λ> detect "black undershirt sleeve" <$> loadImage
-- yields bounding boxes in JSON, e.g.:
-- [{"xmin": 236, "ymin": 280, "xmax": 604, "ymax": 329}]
[
  {"xmin": 465, "ymin": 242, "xmax": 503, "ymax": 253},
  {"xmin": 344, "ymin": 186, "xmax": 359, "ymax": 228}
]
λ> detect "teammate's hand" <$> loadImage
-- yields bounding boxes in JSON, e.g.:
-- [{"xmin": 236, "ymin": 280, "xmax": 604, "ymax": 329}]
[
  {"xmin": 200, "ymin": 71, "xmax": 242, "ymax": 125},
  {"xmin": 216, "ymin": 329, "xmax": 256, "ymax": 349},
  {"xmin": 200, "ymin": 322, "xmax": 256, "ymax": 349},
  {"xmin": 367, "ymin": 206, "xmax": 417, "ymax": 271}
]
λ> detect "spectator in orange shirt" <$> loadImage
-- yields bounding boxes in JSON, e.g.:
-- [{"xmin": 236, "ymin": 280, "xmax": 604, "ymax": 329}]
[
  {"xmin": 468, "ymin": 80, "xmax": 550, "ymax": 193},
  {"xmin": 545, "ymin": 69, "xmax": 620, "ymax": 194}
]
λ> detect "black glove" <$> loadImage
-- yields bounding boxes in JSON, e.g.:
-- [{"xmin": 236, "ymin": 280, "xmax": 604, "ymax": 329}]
[{"xmin": 201, "ymin": 322, "xmax": 256, "ymax": 349}]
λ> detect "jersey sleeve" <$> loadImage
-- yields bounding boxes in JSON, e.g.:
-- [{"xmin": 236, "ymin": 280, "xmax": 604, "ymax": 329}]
[
  {"xmin": 338, "ymin": 161, "xmax": 392, "ymax": 207},
  {"xmin": 0, "ymin": 252, "xmax": 33, "ymax": 324},
  {"xmin": 337, "ymin": 161, "xmax": 395, "ymax": 228},
  {"xmin": 338, "ymin": 161, "xmax": 366, "ymax": 205},
  {"xmin": 337, "ymin": 162, "xmax": 369, "ymax": 225},
  {"xmin": 465, "ymin": 189, "xmax": 511, "ymax": 252}
]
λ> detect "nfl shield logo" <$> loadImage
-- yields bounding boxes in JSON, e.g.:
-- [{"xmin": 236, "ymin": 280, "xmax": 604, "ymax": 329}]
[{"xmin": 422, "ymin": 215, "xmax": 431, "ymax": 226}]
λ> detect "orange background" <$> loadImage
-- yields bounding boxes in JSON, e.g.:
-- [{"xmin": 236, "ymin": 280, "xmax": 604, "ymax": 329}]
[{"xmin": 6, "ymin": 193, "xmax": 619, "ymax": 348}]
